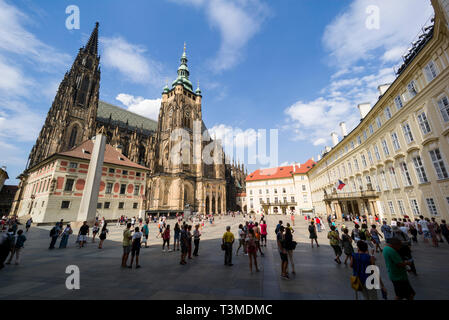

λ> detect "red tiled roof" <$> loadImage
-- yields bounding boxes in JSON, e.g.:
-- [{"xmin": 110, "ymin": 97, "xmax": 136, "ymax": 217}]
[
  {"xmin": 58, "ymin": 140, "xmax": 149, "ymax": 171},
  {"xmin": 246, "ymin": 159, "xmax": 316, "ymax": 182},
  {"xmin": 236, "ymin": 192, "xmax": 246, "ymax": 197}
]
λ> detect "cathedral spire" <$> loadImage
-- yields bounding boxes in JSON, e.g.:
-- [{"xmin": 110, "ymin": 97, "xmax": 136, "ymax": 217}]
[
  {"xmin": 85, "ymin": 22, "xmax": 99, "ymax": 56},
  {"xmin": 172, "ymin": 42, "xmax": 193, "ymax": 91}
]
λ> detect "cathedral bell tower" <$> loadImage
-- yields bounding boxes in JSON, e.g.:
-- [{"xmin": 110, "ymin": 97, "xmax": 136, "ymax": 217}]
[
  {"xmin": 157, "ymin": 44, "xmax": 202, "ymax": 175},
  {"xmin": 27, "ymin": 23, "xmax": 101, "ymax": 169}
]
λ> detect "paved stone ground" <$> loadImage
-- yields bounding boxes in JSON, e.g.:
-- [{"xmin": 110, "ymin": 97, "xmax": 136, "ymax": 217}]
[{"xmin": 1, "ymin": 215, "xmax": 448, "ymax": 300}]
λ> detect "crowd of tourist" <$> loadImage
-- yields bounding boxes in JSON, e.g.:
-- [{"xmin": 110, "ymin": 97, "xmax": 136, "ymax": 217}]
[{"xmin": 1, "ymin": 210, "xmax": 449, "ymax": 300}]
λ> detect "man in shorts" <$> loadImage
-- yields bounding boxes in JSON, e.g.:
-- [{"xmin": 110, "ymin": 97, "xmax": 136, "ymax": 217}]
[
  {"xmin": 277, "ymin": 226, "xmax": 289, "ymax": 279},
  {"xmin": 78, "ymin": 221, "xmax": 89, "ymax": 248},
  {"xmin": 417, "ymin": 215, "xmax": 431, "ymax": 243},
  {"xmin": 383, "ymin": 237, "xmax": 415, "ymax": 300},
  {"xmin": 121, "ymin": 223, "xmax": 132, "ymax": 268}
]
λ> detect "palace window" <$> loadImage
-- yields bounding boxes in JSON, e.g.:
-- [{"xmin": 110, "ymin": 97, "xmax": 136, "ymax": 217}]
[
  {"xmin": 429, "ymin": 148, "xmax": 449, "ymax": 180},
  {"xmin": 417, "ymin": 111, "xmax": 432, "ymax": 135},
  {"xmin": 361, "ymin": 154, "xmax": 367, "ymax": 168},
  {"xmin": 426, "ymin": 198, "xmax": 438, "ymax": 215},
  {"xmin": 136, "ymin": 172, "xmax": 141, "ymax": 177},
  {"xmin": 412, "ymin": 156, "xmax": 429, "ymax": 184},
  {"xmin": 384, "ymin": 107, "xmax": 392, "ymax": 120},
  {"xmin": 389, "ymin": 167, "xmax": 399, "ymax": 189},
  {"xmin": 61, "ymin": 201, "xmax": 70, "ymax": 209},
  {"xmin": 97, "ymin": 203, "xmax": 102, "ymax": 209},
  {"xmin": 407, "ymin": 80, "xmax": 418, "ymax": 98},
  {"xmin": 397, "ymin": 200, "xmax": 406, "ymax": 216},
  {"xmin": 109, "ymin": 168, "xmax": 115, "ymax": 173},
  {"xmin": 118, "ymin": 202, "xmax": 125, "ymax": 209},
  {"xmin": 437, "ymin": 96, "xmax": 449, "ymax": 123},
  {"xmin": 133, "ymin": 203, "xmax": 138, "ymax": 209},
  {"xmin": 376, "ymin": 117, "xmax": 382, "ymax": 129},
  {"xmin": 400, "ymin": 162, "xmax": 412, "ymax": 186},
  {"xmin": 388, "ymin": 201, "xmax": 395, "ymax": 215},
  {"xmin": 402, "ymin": 122, "xmax": 414, "ymax": 143},
  {"xmin": 380, "ymin": 170, "xmax": 389, "ymax": 191},
  {"xmin": 65, "ymin": 179, "xmax": 74, "ymax": 192},
  {"xmin": 120, "ymin": 184, "xmax": 126, "ymax": 195},
  {"xmin": 410, "ymin": 199, "xmax": 420, "ymax": 216},
  {"xmin": 104, "ymin": 202, "xmax": 111, "ymax": 209},
  {"xmin": 122, "ymin": 170, "xmax": 128, "ymax": 175},
  {"xmin": 106, "ymin": 183, "xmax": 113, "ymax": 194},
  {"xmin": 68, "ymin": 127, "xmax": 78, "ymax": 149},
  {"xmin": 354, "ymin": 158, "xmax": 359, "ymax": 171},
  {"xmin": 69, "ymin": 162, "xmax": 78, "ymax": 169},
  {"xmin": 391, "ymin": 132, "xmax": 401, "ymax": 151},
  {"xmin": 369, "ymin": 124, "xmax": 374, "ymax": 134},
  {"xmin": 374, "ymin": 145, "xmax": 381, "ymax": 161},
  {"xmin": 424, "ymin": 60, "xmax": 438, "ymax": 82},
  {"xmin": 381, "ymin": 139, "xmax": 390, "ymax": 157},
  {"xmin": 394, "ymin": 95, "xmax": 403, "ymax": 110},
  {"xmin": 302, "ymin": 185, "xmax": 306, "ymax": 191},
  {"xmin": 134, "ymin": 185, "xmax": 140, "ymax": 196},
  {"xmin": 357, "ymin": 136, "xmax": 362, "ymax": 145}
]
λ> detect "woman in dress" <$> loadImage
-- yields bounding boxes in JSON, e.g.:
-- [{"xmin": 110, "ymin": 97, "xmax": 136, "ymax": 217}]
[
  {"xmin": 308, "ymin": 221, "xmax": 319, "ymax": 248},
  {"xmin": 370, "ymin": 224, "xmax": 383, "ymax": 253},
  {"xmin": 98, "ymin": 223, "xmax": 109, "ymax": 249},
  {"xmin": 59, "ymin": 224, "xmax": 72, "ymax": 249},
  {"xmin": 246, "ymin": 229, "xmax": 260, "ymax": 273},
  {"xmin": 341, "ymin": 228, "xmax": 354, "ymax": 265}
]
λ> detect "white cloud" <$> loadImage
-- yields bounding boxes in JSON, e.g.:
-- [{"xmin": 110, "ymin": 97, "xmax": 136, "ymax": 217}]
[
  {"xmin": 101, "ymin": 36, "xmax": 164, "ymax": 86},
  {"xmin": 171, "ymin": 0, "xmax": 269, "ymax": 71},
  {"xmin": 116, "ymin": 94, "xmax": 162, "ymax": 121},
  {"xmin": 0, "ymin": 0, "xmax": 70, "ymax": 70},
  {"xmin": 323, "ymin": 0, "xmax": 433, "ymax": 68},
  {"xmin": 209, "ymin": 123, "xmax": 259, "ymax": 149},
  {"xmin": 0, "ymin": 57, "xmax": 33, "ymax": 95}
]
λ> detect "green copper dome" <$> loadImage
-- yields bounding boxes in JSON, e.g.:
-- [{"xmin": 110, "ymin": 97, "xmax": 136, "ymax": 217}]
[{"xmin": 172, "ymin": 43, "xmax": 194, "ymax": 92}]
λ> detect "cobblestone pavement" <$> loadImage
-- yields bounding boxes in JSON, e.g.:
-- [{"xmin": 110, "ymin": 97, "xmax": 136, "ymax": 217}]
[{"xmin": 1, "ymin": 215, "xmax": 448, "ymax": 300}]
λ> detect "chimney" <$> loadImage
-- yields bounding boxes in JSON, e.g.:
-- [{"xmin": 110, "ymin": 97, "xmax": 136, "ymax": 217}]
[
  {"xmin": 331, "ymin": 132, "xmax": 339, "ymax": 147},
  {"xmin": 311, "ymin": 157, "xmax": 315, "ymax": 162},
  {"xmin": 357, "ymin": 103, "xmax": 371, "ymax": 119},
  {"xmin": 293, "ymin": 162, "xmax": 296, "ymax": 173},
  {"xmin": 339, "ymin": 122, "xmax": 348, "ymax": 137},
  {"xmin": 378, "ymin": 83, "xmax": 391, "ymax": 96},
  {"xmin": 115, "ymin": 145, "xmax": 123, "ymax": 154},
  {"xmin": 317, "ymin": 154, "xmax": 322, "ymax": 161},
  {"xmin": 325, "ymin": 146, "xmax": 331, "ymax": 153}
]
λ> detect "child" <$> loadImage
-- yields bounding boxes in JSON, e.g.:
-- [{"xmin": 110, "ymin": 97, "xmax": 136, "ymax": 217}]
[{"xmin": 129, "ymin": 227, "xmax": 142, "ymax": 269}]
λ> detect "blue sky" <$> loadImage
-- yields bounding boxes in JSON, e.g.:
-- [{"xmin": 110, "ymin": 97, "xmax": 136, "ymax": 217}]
[{"xmin": 0, "ymin": 0, "xmax": 435, "ymax": 183}]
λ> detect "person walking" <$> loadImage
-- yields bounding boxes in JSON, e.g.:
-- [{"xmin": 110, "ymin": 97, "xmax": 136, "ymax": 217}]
[
  {"xmin": 193, "ymin": 224, "xmax": 201, "ymax": 256},
  {"xmin": 129, "ymin": 227, "xmax": 142, "ymax": 269},
  {"xmin": 49, "ymin": 223, "xmax": 61, "ymax": 250},
  {"xmin": 277, "ymin": 226, "xmax": 289, "ymax": 279},
  {"xmin": 236, "ymin": 224, "xmax": 246, "ymax": 256},
  {"xmin": 309, "ymin": 221, "xmax": 319, "ymax": 248},
  {"xmin": 383, "ymin": 237, "xmax": 415, "ymax": 300},
  {"xmin": 284, "ymin": 227, "xmax": 296, "ymax": 274},
  {"xmin": 380, "ymin": 221, "xmax": 392, "ymax": 244},
  {"xmin": 174, "ymin": 223, "xmax": 181, "ymax": 251},
  {"xmin": 6, "ymin": 230, "xmax": 26, "ymax": 265},
  {"xmin": 417, "ymin": 215, "xmax": 430, "ymax": 244},
  {"xmin": 222, "ymin": 226, "xmax": 235, "ymax": 266},
  {"xmin": 78, "ymin": 221, "xmax": 90, "ymax": 248},
  {"xmin": 350, "ymin": 240, "xmax": 385, "ymax": 300},
  {"xmin": 370, "ymin": 225, "xmax": 383, "ymax": 253},
  {"xmin": 392, "ymin": 226, "xmax": 417, "ymax": 276},
  {"xmin": 260, "ymin": 220, "xmax": 267, "ymax": 247},
  {"xmin": 180, "ymin": 225, "xmax": 189, "ymax": 265},
  {"xmin": 246, "ymin": 229, "xmax": 259, "ymax": 273},
  {"xmin": 59, "ymin": 224, "xmax": 72, "ymax": 249},
  {"xmin": 142, "ymin": 221, "xmax": 149, "ymax": 248},
  {"xmin": 98, "ymin": 223, "xmax": 109, "ymax": 249},
  {"xmin": 431, "ymin": 218, "xmax": 443, "ymax": 243},
  {"xmin": 25, "ymin": 218, "xmax": 33, "ymax": 233},
  {"xmin": 440, "ymin": 220, "xmax": 449, "ymax": 244},
  {"xmin": 0, "ymin": 228, "xmax": 15, "ymax": 269},
  {"xmin": 253, "ymin": 222, "xmax": 264, "ymax": 256},
  {"xmin": 92, "ymin": 222, "xmax": 99, "ymax": 243},
  {"xmin": 328, "ymin": 226, "xmax": 342, "ymax": 264},
  {"xmin": 187, "ymin": 225, "xmax": 193, "ymax": 259},
  {"xmin": 162, "ymin": 225, "xmax": 171, "ymax": 252},
  {"xmin": 341, "ymin": 228, "xmax": 354, "ymax": 265},
  {"xmin": 121, "ymin": 223, "xmax": 132, "ymax": 268}
]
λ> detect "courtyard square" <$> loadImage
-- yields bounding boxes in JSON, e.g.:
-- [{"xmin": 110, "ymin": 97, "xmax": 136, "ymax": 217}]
[{"xmin": 1, "ymin": 215, "xmax": 448, "ymax": 300}]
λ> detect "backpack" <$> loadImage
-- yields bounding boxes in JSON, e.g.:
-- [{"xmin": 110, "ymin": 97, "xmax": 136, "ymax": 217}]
[
  {"xmin": 50, "ymin": 227, "xmax": 57, "ymax": 238},
  {"xmin": 359, "ymin": 229, "xmax": 367, "ymax": 241}
]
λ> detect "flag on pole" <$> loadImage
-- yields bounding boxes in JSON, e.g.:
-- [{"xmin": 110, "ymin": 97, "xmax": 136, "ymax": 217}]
[{"xmin": 336, "ymin": 180, "xmax": 346, "ymax": 190}]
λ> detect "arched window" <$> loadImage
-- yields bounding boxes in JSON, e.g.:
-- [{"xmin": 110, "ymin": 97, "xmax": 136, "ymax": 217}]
[{"xmin": 68, "ymin": 126, "xmax": 78, "ymax": 148}]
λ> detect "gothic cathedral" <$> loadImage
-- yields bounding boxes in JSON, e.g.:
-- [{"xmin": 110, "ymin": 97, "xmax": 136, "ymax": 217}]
[{"xmin": 18, "ymin": 23, "xmax": 246, "ymax": 215}]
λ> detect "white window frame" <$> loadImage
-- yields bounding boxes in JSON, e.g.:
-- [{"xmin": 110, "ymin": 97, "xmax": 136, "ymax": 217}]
[
  {"xmin": 402, "ymin": 122, "xmax": 414, "ymax": 143},
  {"xmin": 374, "ymin": 145, "xmax": 381, "ymax": 161},
  {"xmin": 417, "ymin": 111, "xmax": 432, "ymax": 135},
  {"xmin": 384, "ymin": 107, "xmax": 392, "ymax": 120},
  {"xmin": 391, "ymin": 132, "xmax": 401, "ymax": 151},
  {"xmin": 437, "ymin": 96, "xmax": 449, "ymax": 123},
  {"xmin": 399, "ymin": 161, "xmax": 413, "ymax": 187},
  {"xmin": 426, "ymin": 198, "xmax": 438, "ymax": 216},
  {"xmin": 412, "ymin": 155, "xmax": 429, "ymax": 184},
  {"xmin": 376, "ymin": 117, "xmax": 382, "ymax": 129},
  {"xmin": 397, "ymin": 200, "xmax": 406, "ymax": 216},
  {"xmin": 424, "ymin": 60, "xmax": 439, "ymax": 83},
  {"xmin": 381, "ymin": 139, "xmax": 390, "ymax": 157},
  {"xmin": 389, "ymin": 167, "xmax": 400, "ymax": 189},
  {"xmin": 394, "ymin": 95, "xmax": 403, "ymax": 110},
  {"xmin": 429, "ymin": 148, "xmax": 449, "ymax": 180},
  {"xmin": 410, "ymin": 199, "xmax": 420, "ymax": 215},
  {"xmin": 407, "ymin": 80, "xmax": 418, "ymax": 99},
  {"xmin": 388, "ymin": 201, "xmax": 395, "ymax": 215}
]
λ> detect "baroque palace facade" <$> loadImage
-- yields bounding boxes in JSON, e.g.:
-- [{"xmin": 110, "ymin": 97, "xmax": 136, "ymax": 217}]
[
  {"xmin": 10, "ymin": 23, "xmax": 246, "ymax": 220},
  {"xmin": 308, "ymin": 0, "xmax": 449, "ymax": 222}
]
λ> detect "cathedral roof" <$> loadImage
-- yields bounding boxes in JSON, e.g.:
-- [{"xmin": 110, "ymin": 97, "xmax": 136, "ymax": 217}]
[
  {"xmin": 58, "ymin": 140, "xmax": 149, "ymax": 171},
  {"xmin": 97, "ymin": 101, "xmax": 158, "ymax": 134}
]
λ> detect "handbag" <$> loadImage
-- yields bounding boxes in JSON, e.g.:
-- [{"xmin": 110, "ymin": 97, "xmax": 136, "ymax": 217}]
[
  {"xmin": 291, "ymin": 241, "xmax": 297, "ymax": 250},
  {"xmin": 350, "ymin": 276, "xmax": 363, "ymax": 291},
  {"xmin": 221, "ymin": 244, "xmax": 226, "ymax": 251}
]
